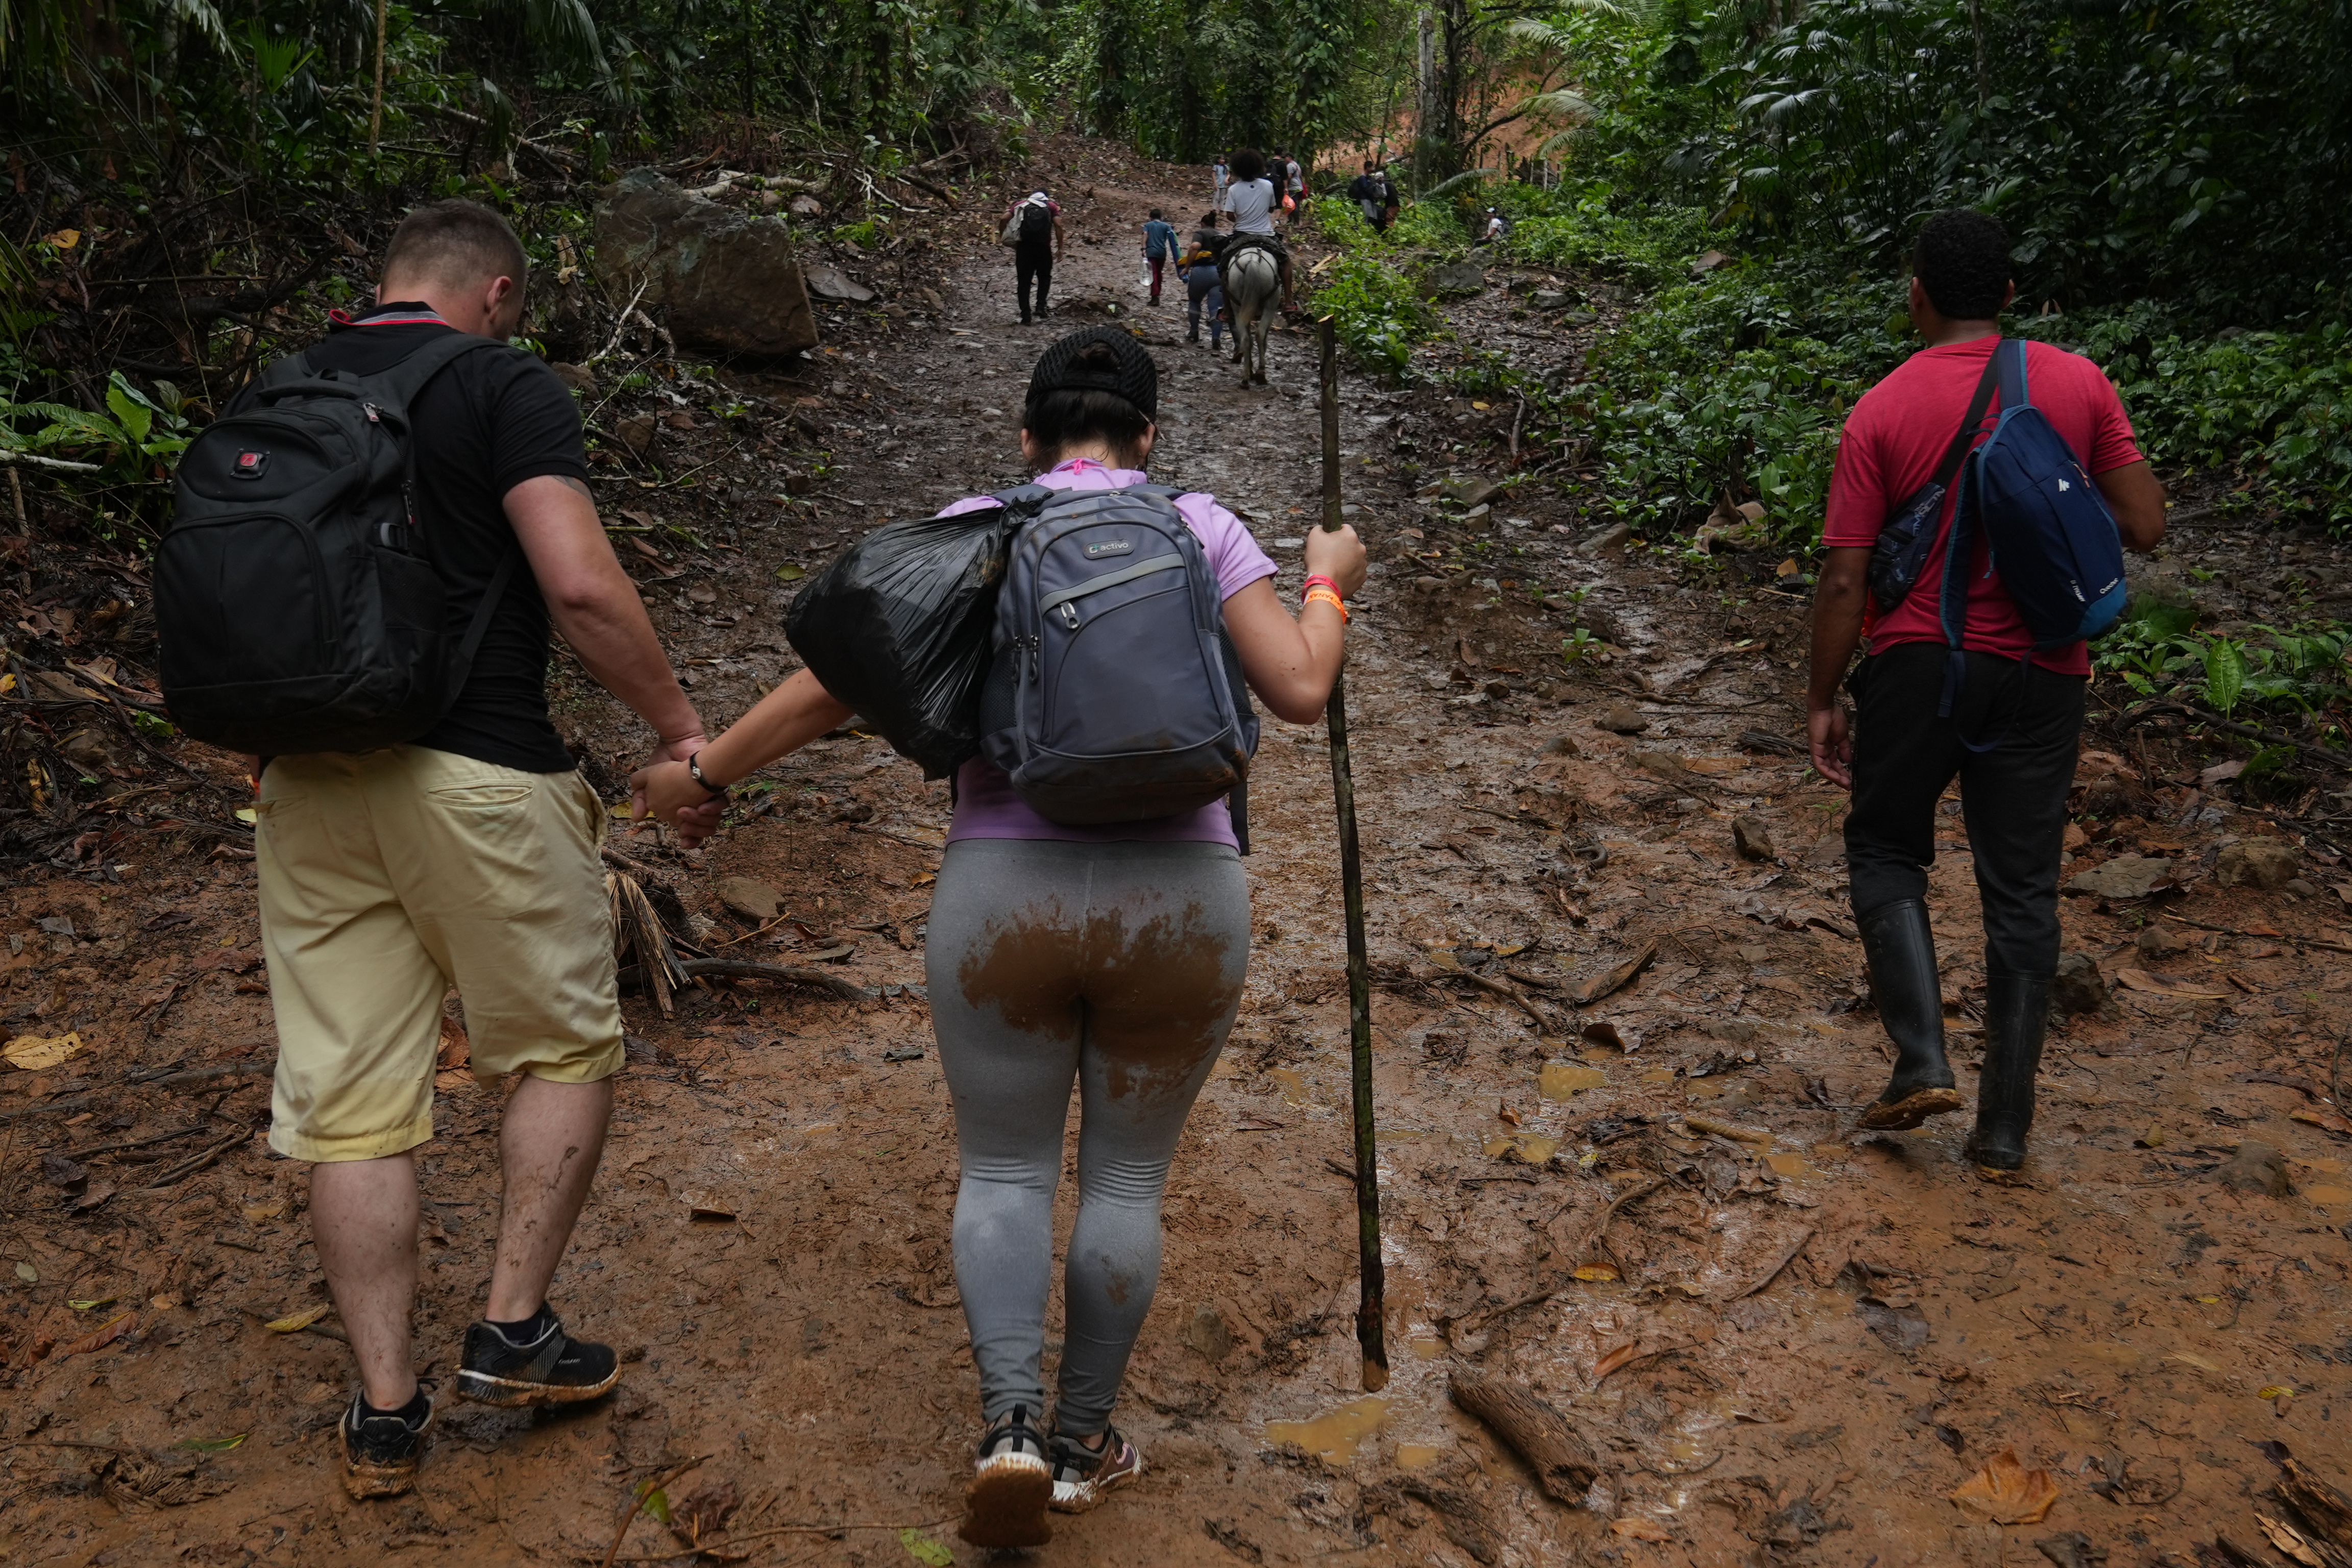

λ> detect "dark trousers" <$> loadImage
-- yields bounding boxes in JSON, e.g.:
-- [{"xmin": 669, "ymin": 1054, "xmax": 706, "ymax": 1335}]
[
  {"xmin": 1186, "ymin": 266, "xmax": 1223, "ymax": 347},
  {"xmin": 1844, "ymin": 642, "xmax": 2085, "ymax": 977},
  {"xmin": 1014, "ymin": 243, "xmax": 1053, "ymax": 320},
  {"xmin": 1146, "ymin": 254, "xmax": 1165, "ymax": 301}
]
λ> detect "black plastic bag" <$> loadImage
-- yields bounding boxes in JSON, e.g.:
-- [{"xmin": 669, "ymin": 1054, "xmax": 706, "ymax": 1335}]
[{"xmin": 782, "ymin": 505, "xmax": 1015, "ymax": 778}]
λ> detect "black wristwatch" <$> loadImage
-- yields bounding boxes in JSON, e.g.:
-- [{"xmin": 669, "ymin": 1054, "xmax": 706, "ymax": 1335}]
[{"xmin": 686, "ymin": 751, "xmax": 727, "ymax": 799}]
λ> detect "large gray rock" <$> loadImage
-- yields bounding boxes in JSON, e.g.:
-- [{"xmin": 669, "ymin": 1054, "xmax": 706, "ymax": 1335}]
[
  {"xmin": 2062, "ymin": 854, "xmax": 2174, "ymax": 900},
  {"xmin": 594, "ymin": 169, "xmax": 819, "ymax": 360},
  {"xmin": 2216, "ymin": 839, "xmax": 2300, "ymax": 890},
  {"xmin": 1429, "ymin": 260, "xmax": 1487, "ymax": 296}
]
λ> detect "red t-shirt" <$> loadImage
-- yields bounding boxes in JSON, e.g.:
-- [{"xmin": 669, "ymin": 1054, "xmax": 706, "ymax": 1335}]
[{"xmin": 1822, "ymin": 335, "xmax": 2143, "ymax": 676}]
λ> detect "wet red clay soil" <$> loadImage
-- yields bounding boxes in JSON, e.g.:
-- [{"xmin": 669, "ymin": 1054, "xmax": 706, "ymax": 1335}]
[{"xmin": 4, "ymin": 141, "xmax": 2350, "ymax": 1568}]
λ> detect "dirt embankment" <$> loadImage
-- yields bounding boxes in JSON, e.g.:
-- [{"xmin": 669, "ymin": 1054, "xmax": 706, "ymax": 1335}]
[{"xmin": 5, "ymin": 140, "xmax": 2352, "ymax": 1567}]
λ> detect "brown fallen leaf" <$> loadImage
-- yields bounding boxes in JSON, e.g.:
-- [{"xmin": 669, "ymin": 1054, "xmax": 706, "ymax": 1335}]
[
  {"xmin": 61, "ymin": 1310, "xmax": 135, "ymax": 1357},
  {"xmin": 4, "ymin": 1030, "xmax": 86, "ymax": 1071},
  {"xmin": 1568, "ymin": 941, "xmax": 1657, "ymax": 1007},
  {"xmin": 2114, "ymin": 967, "xmax": 2231, "ymax": 1000},
  {"xmin": 2292, "ymin": 1107, "xmax": 2352, "ymax": 1138},
  {"xmin": 1592, "ymin": 1341, "xmax": 1643, "ymax": 1380},
  {"xmin": 436, "ymin": 1012, "xmax": 470, "ymax": 1071},
  {"xmin": 1950, "ymin": 1447, "xmax": 2060, "ymax": 1525}
]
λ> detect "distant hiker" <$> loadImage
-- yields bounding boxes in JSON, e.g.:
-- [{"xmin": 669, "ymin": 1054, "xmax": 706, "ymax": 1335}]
[
  {"xmin": 1003, "ymin": 190, "xmax": 1065, "ymax": 325},
  {"xmin": 222, "ymin": 200, "xmax": 718, "ymax": 1498},
  {"xmin": 1379, "ymin": 164, "xmax": 1401, "ymax": 231},
  {"xmin": 1283, "ymin": 151, "xmax": 1307, "ymax": 216},
  {"xmin": 1350, "ymin": 159, "xmax": 1385, "ymax": 227},
  {"xmin": 1480, "ymin": 206, "xmax": 1511, "ymax": 244},
  {"xmin": 1211, "ymin": 153, "xmax": 1229, "ymax": 208},
  {"xmin": 1141, "ymin": 208, "xmax": 1177, "ymax": 305},
  {"xmin": 1808, "ymin": 208, "xmax": 2166, "ymax": 1172},
  {"xmin": 1217, "ymin": 148, "xmax": 1296, "ymax": 316},
  {"xmin": 633, "ymin": 328, "xmax": 1366, "ymax": 1551},
  {"xmin": 1178, "ymin": 215, "xmax": 1225, "ymax": 349}
]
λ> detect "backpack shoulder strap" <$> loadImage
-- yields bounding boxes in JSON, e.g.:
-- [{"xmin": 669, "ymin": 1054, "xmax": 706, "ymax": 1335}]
[
  {"xmin": 255, "ymin": 351, "xmax": 316, "ymax": 392},
  {"xmin": 370, "ymin": 332, "xmax": 507, "ymax": 414},
  {"xmin": 989, "ymin": 483, "xmax": 1056, "ymax": 516},
  {"xmin": 1931, "ymin": 346, "xmax": 2005, "ymax": 494},
  {"xmin": 453, "ymin": 547, "xmax": 523, "ymax": 685},
  {"xmin": 1996, "ymin": 335, "xmax": 2029, "ymax": 415}
]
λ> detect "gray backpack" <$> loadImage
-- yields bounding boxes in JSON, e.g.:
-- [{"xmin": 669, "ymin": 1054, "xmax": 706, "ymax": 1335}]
[{"xmin": 976, "ymin": 483, "xmax": 1258, "ymax": 846}]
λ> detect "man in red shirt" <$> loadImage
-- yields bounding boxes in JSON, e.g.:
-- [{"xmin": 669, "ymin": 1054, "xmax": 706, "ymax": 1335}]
[{"xmin": 1808, "ymin": 210, "xmax": 2166, "ymax": 1173}]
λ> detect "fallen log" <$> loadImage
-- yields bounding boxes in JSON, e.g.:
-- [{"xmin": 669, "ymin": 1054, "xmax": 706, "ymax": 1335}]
[
  {"xmin": 1446, "ymin": 1370, "xmax": 1600, "ymax": 1505},
  {"xmin": 618, "ymin": 957, "xmax": 872, "ymax": 1002}
]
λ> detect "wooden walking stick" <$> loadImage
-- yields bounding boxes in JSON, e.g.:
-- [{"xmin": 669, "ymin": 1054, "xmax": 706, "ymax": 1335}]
[{"xmin": 1318, "ymin": 315, "xmax": 1388, "ymax": 1391}]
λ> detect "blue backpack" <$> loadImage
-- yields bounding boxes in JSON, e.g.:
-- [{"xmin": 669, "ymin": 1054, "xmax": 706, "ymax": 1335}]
[
  {"xmin": 1936, "ymin": 336, "xmax": 2127, "ymax": 719},
  {"xmin": 976, "ymin": 482, "xmax": 1260, "ymax": 844}
]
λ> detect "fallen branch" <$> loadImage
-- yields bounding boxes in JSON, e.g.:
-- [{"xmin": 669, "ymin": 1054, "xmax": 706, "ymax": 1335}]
[
  {"xmin": 617, "ymin": 958, "xmax": 871, "ymax": 1002},
  {"xmin": 0, "ymin": 1061, "xmax": 271, "ymax": 1125},
  {"xmin": 0, "ymin": 449, "xmax": 102, "ymax": 474},
  {"xmin": 2121, "ymin": 700, "xmax": 2352, "ymax": 772},
  {"xmin": 1457, "ymin": 970, "xmax": 1551, "ymax": 1032},
  {"xmin": 139, "ymin": 1128, "xmax": 250, "ymax": 1189},
  {"xmin": 2162, "ymin": 912, "xmax": 2352, "ymax": 957},
  {"xmin": 1726, "ymin": 1225, "xmax": 1815, "ymax": 1302},
  {"xmin": 1447, "ymin": 1370, "xmax": 1600, "ymax": 1504},
  {"xmin": 413, "ymin": 102, "xmax": 584, "ymax": 172}
]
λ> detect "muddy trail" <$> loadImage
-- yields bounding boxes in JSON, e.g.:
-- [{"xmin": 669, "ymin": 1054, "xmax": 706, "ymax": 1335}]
[{"xmin": 8, "ymin": 142, "xmax": 2352, "ymax": 1568}]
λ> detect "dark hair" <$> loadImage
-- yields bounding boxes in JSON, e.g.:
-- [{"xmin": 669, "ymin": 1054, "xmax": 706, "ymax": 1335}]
[
  {"xmin": 1199, "ymin": 212, "xmax": 1218, "ymax": 228},
  {"xmin": 1024, "ymin": 339, "xmax": 1153, "ymax": 468},
  {"xmin": 1149, "ymin": 207, "xmax": 1162, "ymax": 219},
  {"xmin": 1231, "ymin": 149, "xmax": 1266, "ymax": 183},
  {"xmin": 382, "ymin": 199, "xmax": 528, "ymax": 293},
  {"xmin": 1913, "ymin": 209, "xmax": 2013, "ymax": 321}
]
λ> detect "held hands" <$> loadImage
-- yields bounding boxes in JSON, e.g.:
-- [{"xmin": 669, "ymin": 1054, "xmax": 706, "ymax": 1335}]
[
  {"xmin": 631, "ymin": 757, "xmax": 725, "ymax": 850},
  {"xmin": 1303, "ymin": 524, "xmax": 1367, "ymax": 601}
]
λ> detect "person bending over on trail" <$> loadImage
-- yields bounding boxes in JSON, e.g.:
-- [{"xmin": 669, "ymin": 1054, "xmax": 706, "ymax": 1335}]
[
  {"xmin": 632, "ymin": 329, "xmax": 1366, "ymax": 1550},
  {"xmin": 1004, "ymin": 190, "xmax": 1065, "ymax": 325},
  {"xmin": 1140, "ymin": 207, "xmax": 1177, "ymax": 306},
  {"xmin": 1808, "ymin": 208, "xmax": 2165, "ymax": 1172},
  {"xmin": 1217, "ymin": 148, "xmax": 1296, "ymax": 314},
  {"xmin": 238, "ymin": 200, "xmax": 722, "ymax": 1500},
  {"xmin": 1349, "ymin": 159, "xmax": 1384, "ymax": 228},
  {"xmin": 1177, "ymin": 217, "xmax": 1226, "ymax": 349}
]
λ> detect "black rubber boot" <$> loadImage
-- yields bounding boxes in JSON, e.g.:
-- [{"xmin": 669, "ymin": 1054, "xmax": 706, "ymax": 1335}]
[
  {"xmin": 1966, "ymin": 971, "xmax": 2050, "ymax": 1172},
  {"xmin": 1855, "ymin": 899, "xmax": 1964, "ymax": 1131}
]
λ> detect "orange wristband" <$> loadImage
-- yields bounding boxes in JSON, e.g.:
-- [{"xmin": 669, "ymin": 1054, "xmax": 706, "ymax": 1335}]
[{"xmin": 1303, "ymin": 585, "xmax": 1349, "ymax": 622}]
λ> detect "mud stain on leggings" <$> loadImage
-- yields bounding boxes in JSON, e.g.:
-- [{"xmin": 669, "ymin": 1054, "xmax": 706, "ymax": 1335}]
[{"xmin": 959, "ymin": 896, "xmax": 1240, "ymax": 1104}]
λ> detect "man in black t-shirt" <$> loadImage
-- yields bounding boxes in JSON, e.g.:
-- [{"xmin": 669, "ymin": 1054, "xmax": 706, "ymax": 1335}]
[{"xmin": 242, "ymin": 200, "xmax": 719, "ymax": 1501}]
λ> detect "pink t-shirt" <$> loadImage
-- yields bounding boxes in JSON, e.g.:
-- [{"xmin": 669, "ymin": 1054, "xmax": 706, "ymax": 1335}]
[
  {"xmin": 1822, "ymin": 336, "xmax": 2142, "ymax": 676},
  {"xmin": 937, "ymin": 458, "xmax": 1277, "ymax": 846}
]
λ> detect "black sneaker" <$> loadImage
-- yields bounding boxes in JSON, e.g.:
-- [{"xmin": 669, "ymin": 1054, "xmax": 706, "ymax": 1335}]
[
  {"xmin": 1049, "ymin": 1425, "xmax": 1143, "ymax": 1512},
  {"xmin": 959, "ymin": 1405, "xmax": 1052, "ymax": 1549},
  {"xmin": 339, "ymin": 1387, "xmax": 432, "ymax": 1500},
  {"xmin": 456, "ymin": 1307, "xmax": 620, "ymax": 1408}
]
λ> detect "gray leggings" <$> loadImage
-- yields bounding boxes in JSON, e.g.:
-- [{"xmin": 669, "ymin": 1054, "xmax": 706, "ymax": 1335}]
[{"xmin": 925, "ymin": 837, "xmax": 1249, "ymax": 1436}]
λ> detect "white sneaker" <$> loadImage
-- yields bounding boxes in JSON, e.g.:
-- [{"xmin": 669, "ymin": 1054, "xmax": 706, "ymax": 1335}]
[{"xmin": 1049, "ymin": 1425, "xmax": 1143, "ymax": 1512}]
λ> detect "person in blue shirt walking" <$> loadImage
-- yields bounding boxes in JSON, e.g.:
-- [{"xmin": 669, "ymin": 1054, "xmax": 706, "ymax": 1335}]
[{"xmin": 1140, "ymin": 209, "xmax": 1177, "ymax": 306}]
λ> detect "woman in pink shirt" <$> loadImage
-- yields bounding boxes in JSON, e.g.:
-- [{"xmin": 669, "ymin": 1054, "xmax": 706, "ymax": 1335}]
[{"xmin": 634, "ymin": 329, "xmax": 1365, "ymax": 1548}]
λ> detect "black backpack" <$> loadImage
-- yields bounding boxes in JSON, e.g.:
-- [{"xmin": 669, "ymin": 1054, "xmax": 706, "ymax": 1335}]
[
  {"xmin": 156, "ymin": 334, "xmax": 519, "ymax": 755},
  {"xmin": 1018, "ymin": 202, "xmax": 1055, "ymax": 245}
]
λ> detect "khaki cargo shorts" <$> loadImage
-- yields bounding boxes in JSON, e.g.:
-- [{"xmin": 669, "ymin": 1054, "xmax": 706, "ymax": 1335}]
[{"xmin": 254, "ymin": 745, "xmax": 623, "ymax": 1162}]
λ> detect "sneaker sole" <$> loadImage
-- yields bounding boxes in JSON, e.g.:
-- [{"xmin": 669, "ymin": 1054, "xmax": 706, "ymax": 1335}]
[
  {"xmin": 961, "ymin": 1457, "xmax": 1052, "ymax": 1549},
  {"xmin": 455, "ymin": 1365, "xmax": 620, "ymax": 1408},
  {"xmin": 339, "ymin": 1410, "xmax": 431, "ymax": 1500},
  {"xmin": 1855, "ymin": 1087, "xmax": 1964, "ymax": 1132}
]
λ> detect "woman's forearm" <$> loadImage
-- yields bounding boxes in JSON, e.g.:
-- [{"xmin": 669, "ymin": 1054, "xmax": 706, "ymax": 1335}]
[{"xmin": 695, "ymin": 668, "xmax": 854, "ymax": 789}]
